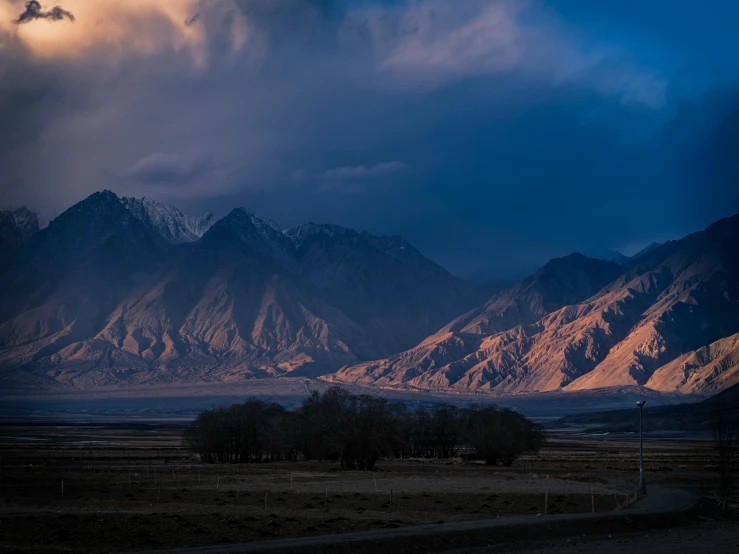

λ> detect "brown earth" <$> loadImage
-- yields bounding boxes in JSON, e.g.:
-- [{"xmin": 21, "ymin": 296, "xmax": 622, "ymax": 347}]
[{"xmin": 0, "ymin": 416, "xmax": 732, "ymax": 553}]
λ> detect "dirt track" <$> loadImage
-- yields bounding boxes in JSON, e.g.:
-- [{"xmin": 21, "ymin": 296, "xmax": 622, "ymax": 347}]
[{"xmin": 464, "ymin": 521, "xmax": 739, "ymax": 553}]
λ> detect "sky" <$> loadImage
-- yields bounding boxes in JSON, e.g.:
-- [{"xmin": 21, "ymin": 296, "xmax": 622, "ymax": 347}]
[{"xmin": 1, "ymin": 0, "xmax": 739, "ymax": 280}]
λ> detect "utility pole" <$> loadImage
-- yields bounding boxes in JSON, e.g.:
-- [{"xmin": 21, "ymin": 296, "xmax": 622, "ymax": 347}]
[{"xmin": 636, "ymin": 401, "xmax": 647, "ymax": 496}]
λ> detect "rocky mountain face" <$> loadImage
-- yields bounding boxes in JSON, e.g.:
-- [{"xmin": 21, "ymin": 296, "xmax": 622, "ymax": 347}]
[
  {"xmin": 328, "ymin": 215, "xmax": 739, "ymax": 396},
  {"xmin": 645, "ymin": 332, "xmax": 739, "ymax": 395},
  {"xmin": 0, "ymin": 192, "xmax": 482, "ymax": 388},
  {"xmin": 121, "ymin": 196, "xmax": 215, "ymax": 243}
]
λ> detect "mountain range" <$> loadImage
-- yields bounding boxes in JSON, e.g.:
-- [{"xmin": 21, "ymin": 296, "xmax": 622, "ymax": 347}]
[
  {"xmin": 328, "ymin": 214, "xmax": 739, "ymax": 396},
  {"xmin": 1, "ymin": 191, "xmax": 738, "ymax": 399},
  {"xmin": 0, "ymin": 191, "xmax": 481, "ymax": 388}
]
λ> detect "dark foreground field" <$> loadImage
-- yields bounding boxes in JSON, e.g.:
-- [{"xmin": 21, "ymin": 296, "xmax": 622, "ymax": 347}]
[{"xmin": 0, "ymin": 414, "xmax": 736, "ymax": 553}]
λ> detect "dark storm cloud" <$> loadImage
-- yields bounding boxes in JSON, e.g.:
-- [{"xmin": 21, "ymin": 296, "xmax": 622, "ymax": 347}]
[
  {"xmin": 14, "ymin": 0, "xmax": 74, "ymax": 24},
  {"xmin": 119, "ymin": 153, "xmax": 210, "ymax": 185},
  {"xmin": 661, "ymin": 88, "xmax": 739, "ymax": 222},
  {"xmin": 2, "ymin": 0, "xmax": 739, "ymax": 278},
  {"xmin": 0, "ymin": 89, "xmax": 54, "ymax": 150},
  {"xmin": 243, "ymin": 74, "xmax": 676, "ymax": 275}
]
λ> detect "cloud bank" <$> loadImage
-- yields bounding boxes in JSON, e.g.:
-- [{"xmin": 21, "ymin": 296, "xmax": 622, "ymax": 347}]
[{"xmin": 0, "ymin": 0, "xmax": 737, "ymax": 277}]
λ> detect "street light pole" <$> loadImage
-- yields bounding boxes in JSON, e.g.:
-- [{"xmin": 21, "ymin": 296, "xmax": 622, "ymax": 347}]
[{"xmin": 636, "ymin": 400, "xmax": 647, "ymax": 496}]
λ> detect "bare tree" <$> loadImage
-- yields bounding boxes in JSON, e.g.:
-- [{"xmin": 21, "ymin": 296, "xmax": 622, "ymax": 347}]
[{"xmin": 711, "ymin": 407, "xmax": 737, "ymax": 500}]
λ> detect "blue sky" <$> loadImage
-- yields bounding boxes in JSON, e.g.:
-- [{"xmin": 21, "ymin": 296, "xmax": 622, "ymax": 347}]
[{"xmin": 1, "ymin": 0, "xmax": 738, "ymax": 279}]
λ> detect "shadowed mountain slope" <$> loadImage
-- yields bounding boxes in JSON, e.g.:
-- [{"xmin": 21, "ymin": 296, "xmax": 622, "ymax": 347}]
[{"xmin": 286, "ymin": 223, "xmax": 480, "ymax": 356}]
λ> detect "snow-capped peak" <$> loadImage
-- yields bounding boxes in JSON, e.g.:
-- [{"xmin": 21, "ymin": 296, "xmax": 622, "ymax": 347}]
[
  {"xmin": 1, "ymin": 206, "xmax": 40, "ymax": 242},
  {"xmin": 121, "ymin": 196, "xmax": 215, "ymax": 244},
  {"xmin": 10, "ymin": 207, "xmax": 38, "ymax": 231}
]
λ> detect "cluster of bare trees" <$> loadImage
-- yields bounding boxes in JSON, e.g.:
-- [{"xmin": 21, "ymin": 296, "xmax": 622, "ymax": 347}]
[
  {"xmin": 185, "ymin": 387, "xmax": 543, "ymax": 469},
  {"xmin": 183, "ymin": 399, "xmax": 293, "ymax": 464}
]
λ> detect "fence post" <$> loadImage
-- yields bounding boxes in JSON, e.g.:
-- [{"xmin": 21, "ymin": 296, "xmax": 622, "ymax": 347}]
[{"xmin": 588, "ymin": 485, "xmax": 593, "ymax": 513}]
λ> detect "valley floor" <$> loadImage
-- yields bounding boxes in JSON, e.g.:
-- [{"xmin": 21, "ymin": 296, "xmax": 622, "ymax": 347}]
[{"xmin": 0, "ymin": 411, "xmax": 735, "ymax": 552}]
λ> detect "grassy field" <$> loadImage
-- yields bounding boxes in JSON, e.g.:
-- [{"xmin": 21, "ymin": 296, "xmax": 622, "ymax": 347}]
[{"xmin": 0, "ymin": 414, "xmax": 729, "ymax": 553}]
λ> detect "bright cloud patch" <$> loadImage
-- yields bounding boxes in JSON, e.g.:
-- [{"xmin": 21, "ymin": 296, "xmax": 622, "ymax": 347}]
[{"xmin": 0, "ymin": 0, "xmax": 253, "ymax": 65}]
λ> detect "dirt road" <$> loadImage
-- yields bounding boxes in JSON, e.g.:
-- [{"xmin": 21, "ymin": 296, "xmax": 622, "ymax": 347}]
[{"xmin": 463, "ymin": 521, "xmax": 739, "ymax": 554}]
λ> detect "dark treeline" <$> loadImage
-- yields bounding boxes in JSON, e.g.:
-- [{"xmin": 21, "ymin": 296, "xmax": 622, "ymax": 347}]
[{"xmin": 185, "ymin": 387, "xmax": 543, "ymax": 470}]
